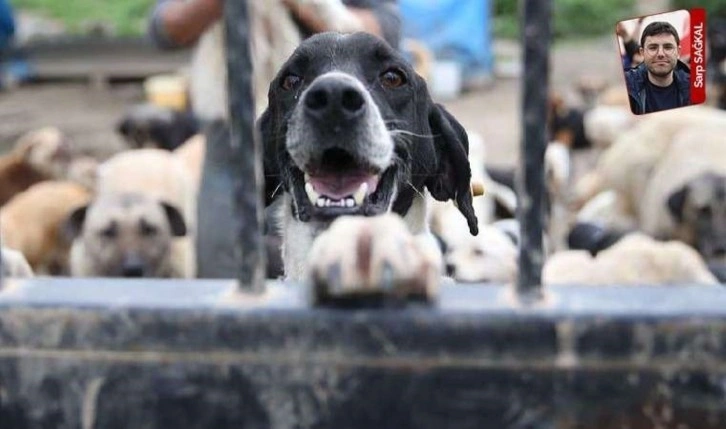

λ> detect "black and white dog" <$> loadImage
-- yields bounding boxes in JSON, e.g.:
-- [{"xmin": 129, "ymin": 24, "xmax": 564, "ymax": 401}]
[{"xmin": 258, "ymin": 32, "xmax": 478, "ymax": 302}]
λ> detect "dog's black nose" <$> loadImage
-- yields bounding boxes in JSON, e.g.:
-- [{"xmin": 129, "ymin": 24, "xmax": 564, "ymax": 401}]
[
  {"xmin": 121, "ymin": 255, "xmax": 145, "ymax": 278},
  {"xmin": 303, "ymin": 78, "xmax": 366, "ymax": 122},
  {"xmin": 122, "ymin": 265, "xmax": 144, "ymax": 278},
  {"xmin": 445, "ymin": 263, "xmax": 456, "ymax": 276}
]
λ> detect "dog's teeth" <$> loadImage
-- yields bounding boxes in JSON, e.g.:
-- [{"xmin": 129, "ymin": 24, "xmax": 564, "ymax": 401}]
[
  {"xmin": 314, "ymin": 196, "xmax": 354, "ymax": 209},
  {"xmin": 304, "ymin": 173, "xmax": 311, "ymax": 183},
  {"xmin": 353, "ymin": 183, "xmax": 368, "ymax": 206},
  {"xmin": 305, "ymin": 182, "xmax": 319, "ymax": 203}
]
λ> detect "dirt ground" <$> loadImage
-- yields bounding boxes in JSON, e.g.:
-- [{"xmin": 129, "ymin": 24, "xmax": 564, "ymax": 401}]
[{"xmin": 0, "ymin": 35, "xmax": 624, "ymax": 168}]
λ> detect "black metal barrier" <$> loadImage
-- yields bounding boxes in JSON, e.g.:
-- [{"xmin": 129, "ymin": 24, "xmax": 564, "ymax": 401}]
[
  {"xmin": 517, "ymin": 0, "xmax": 550, "ymax": 298},
  {"xmin": 1, "ymin": 280, "xmax": 726, "ymax": 427},
  {"xmin": 224, "ymin": 0, "xmax": 266, "ymax": 291},
  {"xmin": 2, "ymin": 0, "xmax": 726, "ymax": 427}
]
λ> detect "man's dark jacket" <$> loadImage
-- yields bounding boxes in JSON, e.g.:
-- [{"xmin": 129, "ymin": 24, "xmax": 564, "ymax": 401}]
[{"xmin": 624, "ymin": 60, "xmax": 690, "ymax": 114}]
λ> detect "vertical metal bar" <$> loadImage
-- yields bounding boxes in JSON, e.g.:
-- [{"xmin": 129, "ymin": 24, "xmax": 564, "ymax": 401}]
[
  {"xmin": 516, "ymin": 0, "xmax": 551, "ymax": 298},
  {"xmin": 223, "ymin": 0, "xmax": 266, "ymax": 292},
  {"xmin": 0, "ymin": 218, "xmax": 4, "ymax": 289}
]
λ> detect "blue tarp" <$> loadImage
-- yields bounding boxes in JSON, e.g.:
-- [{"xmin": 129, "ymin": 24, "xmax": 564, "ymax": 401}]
[
  {"xmin": 399, "ymin": 0, "xmax": 493, "ymax": 81},
  {"xmin": 0, "ymin": 0, "xmax": 15, "ymax": 51}
]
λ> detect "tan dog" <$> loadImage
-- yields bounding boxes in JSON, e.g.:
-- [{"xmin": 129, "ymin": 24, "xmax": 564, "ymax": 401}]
[
  {"xmin": 666, "ymin": 172, "xmax": 726, "ymax": 260},
  {"xmin": 0, "ymin": 127, "xmax": 73, "ymax": 207},
  {"xmin": 1, "ymin": 181, "xmax": 91, "ymax": 275},
  {"xmin": 1, "ymin": 246, "xmax": 34, "ymax": 278},
  {"xmin": 172, "ymin": 133, "xmax": 205, "ymax": 197},
  {"xmin": 579, "ymin": 106, "xmax": 726, "ymax": 212},
  {"xmin": 543, "ymin": 233, "xmax": 718, "ymax": 286},
  {"xmin": 575, "ymin": 124, "xmax": 726, "ymax": 268},
  {"xmin": 66, "ymin": 192, "xmax": 188, "ymax": 278},
  {"xmin": 97, "ymin": 148, "xmax": 195, "ymax": 225},
  {"xmin": 90, "ymin": 148, "xmax": 196, "ymax": 277},
  {"xmin": 639, "ymin": 126, "xmax": 726, "ymax": 240}
]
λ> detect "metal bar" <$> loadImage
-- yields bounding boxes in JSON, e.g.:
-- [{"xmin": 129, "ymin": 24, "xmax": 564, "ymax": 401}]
[
  {"xmin": 223, "ymin": 0, "xmax": 266, "ymax": 292},
  {"xmin": 516, "ymin": 0, "xmax": 551, "ymax": 298},
  {"xmin": 0, "ymin": 220, "xmax": 4, "ymax": 289}
]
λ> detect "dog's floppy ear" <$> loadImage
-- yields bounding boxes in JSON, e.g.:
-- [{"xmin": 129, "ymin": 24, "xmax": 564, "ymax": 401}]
[
  {"xmin": 257, "ymin": 108, "xmax": 282, "ymax": 206},
  {"xmin": 667, "ymin": 183, "xmax": 689, "ymax": 224},
  {"xmin": 64, "ymin": 204, "xmax": 89, "ymax": 241},
  {"xmin": 425, "ymin": 104, "xmax": 479, "ymax": 235},
  {"xmin": 160, "ymin": 202, "xmax": 187, "ymax": 237}
]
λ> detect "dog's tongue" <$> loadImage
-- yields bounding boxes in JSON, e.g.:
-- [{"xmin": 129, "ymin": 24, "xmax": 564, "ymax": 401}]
[{"xmin": 308, "ymin": 171, "xmax": 379, "ymax": 200}]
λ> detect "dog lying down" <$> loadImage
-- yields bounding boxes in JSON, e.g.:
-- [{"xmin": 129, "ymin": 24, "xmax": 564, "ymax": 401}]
[
  {"xmin": 259, "ymin": 32, "xmax": 479, "ymax": 303},
  {"xmin": 543, "ymin": 233, "xmax": 718, "ymax": 286}
]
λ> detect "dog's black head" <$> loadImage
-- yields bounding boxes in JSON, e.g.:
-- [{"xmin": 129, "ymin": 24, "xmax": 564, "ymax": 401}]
[
  {"xmin": 667, "ymin": 171, "xmax": 726, "ymax": 263},
  {"xmin": 258, "ymin": 32, "xmax": 477, "ymax": 235},
  {"xmin": 117, "ymin": 104, "xmax": 199, "ymax": 151}
]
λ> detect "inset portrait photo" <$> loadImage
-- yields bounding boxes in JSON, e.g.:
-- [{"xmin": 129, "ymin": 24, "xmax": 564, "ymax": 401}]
[{"xmin": 617, "ymin": 8, "xmax": 706, "ymax": 115}]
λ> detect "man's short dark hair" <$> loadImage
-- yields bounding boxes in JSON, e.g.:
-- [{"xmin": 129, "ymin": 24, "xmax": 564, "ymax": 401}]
[{"xmin": 640, "ymin": 21, "xmax": 680, "ymax": 47}]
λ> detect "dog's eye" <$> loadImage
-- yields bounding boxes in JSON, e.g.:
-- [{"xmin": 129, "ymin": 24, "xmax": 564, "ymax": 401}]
[
  {"xmin": 699, "ymin": 206, "xmax": 713, "ymax": 217},
  {"xmin": 281, "ymin": 74, "xmax": 303, "ymax": 91},
  {"xmin": 380, "ymin": 69, "xmax": 407, "ymax": 88},
  {"xmin": 99, "ymin": 224, "xmax": 117, "ymax": 239},
  {"xmin": 139, "ymin": 220, "xmax": 158, "ymax": 237}
]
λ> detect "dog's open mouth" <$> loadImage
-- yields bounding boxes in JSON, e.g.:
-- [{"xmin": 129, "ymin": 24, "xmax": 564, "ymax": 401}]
[
  {"xmin": 305, "ymin": 170, "xmax": 380, "ymax": 208},
  {"xmin": 291, "ymin": 148, "xmax": 397, "ymax": 220}
]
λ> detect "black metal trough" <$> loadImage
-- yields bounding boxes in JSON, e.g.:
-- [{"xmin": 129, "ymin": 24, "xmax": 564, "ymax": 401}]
[
  {"xmin": 1, "ymin": 0, "xmax": 725, "ymax": 427},
  {"xmin": 1, "ymin": 279, "xmax": 726, "ymax": 428}
]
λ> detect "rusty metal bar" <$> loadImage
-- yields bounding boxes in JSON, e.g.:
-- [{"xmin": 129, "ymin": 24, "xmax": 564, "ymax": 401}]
[
  {"xmin": 223, "ymin": 0, "xmax": 266, "ymax": 291},
  {"xmin": 516, "ymin": 0, "xmax": 551, "ymax": 298}
]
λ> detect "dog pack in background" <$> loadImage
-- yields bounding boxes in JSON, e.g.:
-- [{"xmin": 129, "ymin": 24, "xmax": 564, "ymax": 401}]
[{"xmin": 258, "ymin": 31, "xmax": 478, "ymax": 301}]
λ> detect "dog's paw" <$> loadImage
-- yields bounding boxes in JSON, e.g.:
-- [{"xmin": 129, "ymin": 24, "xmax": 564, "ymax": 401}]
[{"xmin": 308, "ymin": 214, "xmax": 442, "ymax": 305}]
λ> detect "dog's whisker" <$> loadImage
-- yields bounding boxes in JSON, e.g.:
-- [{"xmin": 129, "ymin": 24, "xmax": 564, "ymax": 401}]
[
  {"xmin": 270, "ymin": 182, "xmax": 283, "ymax": 199},
  {"xmin": 405, "ymin": 180, "xmax": 426, "ymax": 199},
  {"xmin": 384, "ymin": 119, "xmax": 408, "ymax": 126},
  {"xmin": 389, "ymin": 129, "xmax": 435, "ymax": 139}
]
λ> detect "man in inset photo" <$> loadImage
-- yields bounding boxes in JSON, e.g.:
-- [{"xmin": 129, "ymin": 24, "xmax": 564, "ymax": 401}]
[{"xmin": 624, "ymin": 21, "xmax": 691, "ymax": 115}]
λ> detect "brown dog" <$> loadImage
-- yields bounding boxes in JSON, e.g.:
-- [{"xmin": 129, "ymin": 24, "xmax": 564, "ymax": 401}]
[
  {"xmin": 1, "ymin": 180, "xmax": 91, "ymax": 275},
  {"xmin": 0, "ymin": 127, "xmax": 73, "ymax": 207}
]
